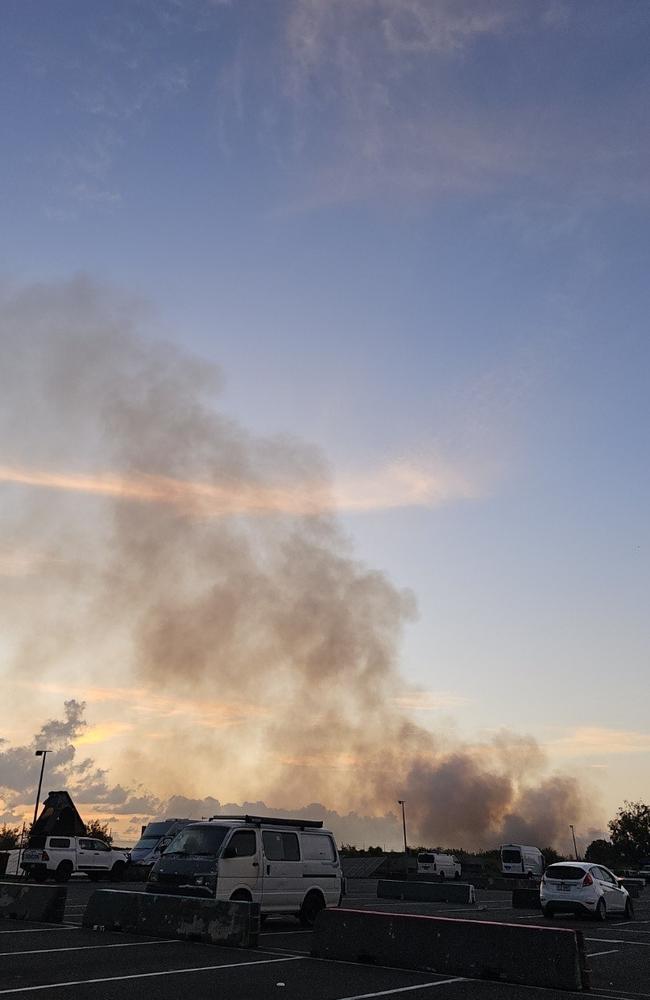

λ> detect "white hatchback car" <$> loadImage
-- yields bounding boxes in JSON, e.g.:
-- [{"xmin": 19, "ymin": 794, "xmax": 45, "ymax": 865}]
[{"xmin": 541, "ymin": 862, "xmax": 633, "ymax": 920}]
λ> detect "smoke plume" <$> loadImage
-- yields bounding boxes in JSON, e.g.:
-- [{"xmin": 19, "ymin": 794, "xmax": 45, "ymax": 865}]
[{"xmin": 1, "ymin": 277, "xmax": 587, "ymax": 848}]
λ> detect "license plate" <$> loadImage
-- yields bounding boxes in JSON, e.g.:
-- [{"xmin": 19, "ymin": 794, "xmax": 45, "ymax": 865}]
[
  {"xmin": 558, "ymin": 883, "xmax": 570, "ymax": 891},
  {"xmin": 22, "ymin": 850, "xmax": 41, "ymax": 862}
]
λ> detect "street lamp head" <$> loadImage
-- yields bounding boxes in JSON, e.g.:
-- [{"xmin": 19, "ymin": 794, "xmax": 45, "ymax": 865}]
[{"xmin": 35, "ymin": 750, "xmax": 50, "ymax": 757}]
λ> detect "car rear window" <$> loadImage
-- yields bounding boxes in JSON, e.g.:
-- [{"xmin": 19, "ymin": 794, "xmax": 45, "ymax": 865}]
[{"xmin": 546, "ymin": 865, "xmax": 585, "ymax": 881}]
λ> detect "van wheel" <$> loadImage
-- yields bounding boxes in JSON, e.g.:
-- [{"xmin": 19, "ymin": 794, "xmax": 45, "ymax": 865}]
[
  {"xmin": 595, "ymin": 899, "xmax": 607, "ymax": 921},
  {"xmin": 438, "ymin": 871, "xmax": 445, "ymax": 881},
  {"xmin": 299, "ymin": 891, "xmax": 325, "ymax": 928},
  {"xmin": 230, "ymin": 889, "xmax": 252, "ymax": 903},
  {"xmin": 55, "ymin": 861, "xmax": 73, "ymax": 883}
]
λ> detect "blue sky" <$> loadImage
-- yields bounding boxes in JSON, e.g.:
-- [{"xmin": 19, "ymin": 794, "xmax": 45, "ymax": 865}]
[{"xmin": 1, "ymin": 0, "xmax": 649, "ymax": 845}]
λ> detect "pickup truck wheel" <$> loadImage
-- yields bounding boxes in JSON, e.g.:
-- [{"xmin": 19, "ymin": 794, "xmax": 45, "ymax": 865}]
[
  {"xmin": 55, "ymin": 861, "xmax": 73, "ymax": 883},
  {"xmin": 110, "ymin": 861, "xmax": 126, "ymax": 882}
]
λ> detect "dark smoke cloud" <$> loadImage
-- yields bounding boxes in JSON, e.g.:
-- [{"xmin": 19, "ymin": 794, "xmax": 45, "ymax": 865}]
[{"xmin": 1, "ymin": 277, "xmax": 589, "ymax": 848}]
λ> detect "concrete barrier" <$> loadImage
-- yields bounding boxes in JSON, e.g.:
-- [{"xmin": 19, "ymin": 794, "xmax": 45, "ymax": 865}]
[
  {"xmin": 0, "ymin": 881, "xmax": 67, "ymax": 923},
  {"xmin": 378, "ymin": 880, "xmax": 475, "ymax": 904},
  {"xmin": 512, "ymin": 887, "xmax": 541, "ymax": 909},
  {"xmin": 312, "ymin": 909, "xmax": 589, "ymax": 991},
  {"xmin": 83, "ymin": 890, "xmax": 259, "ymax": 948}
]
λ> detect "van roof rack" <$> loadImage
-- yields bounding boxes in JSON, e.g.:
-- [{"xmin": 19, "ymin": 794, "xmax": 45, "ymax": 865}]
[{"xmin": 208, "ymin": 814, "xmax": 323, "ymax": 830}]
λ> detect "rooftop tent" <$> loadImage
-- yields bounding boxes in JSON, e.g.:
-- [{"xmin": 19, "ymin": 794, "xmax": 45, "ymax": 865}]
[{"xmin": 30, "ymin": 790, "xmax": 87, "ymax": 840}]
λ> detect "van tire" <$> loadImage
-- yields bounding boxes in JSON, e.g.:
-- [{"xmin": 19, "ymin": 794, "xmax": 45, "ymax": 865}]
[
  {"xmin": 438, "ymin": 871, "xmax": 445, "ymax": 881},
  {"xmin": 299, "ymin": 891, "xmax": 325, "ymax": 928},
  {"xmin": 230, "ymin": 889, "xmax": 252, "ymax": 903},
  {"xmin": 55, "ymin": 861, "xmax": 73, "ymax": 883}
]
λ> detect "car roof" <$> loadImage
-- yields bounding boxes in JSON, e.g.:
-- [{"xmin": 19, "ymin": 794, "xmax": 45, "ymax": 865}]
[{"xmin": 547, "ymin": 861, "xmax": 590, "ymax": 869}]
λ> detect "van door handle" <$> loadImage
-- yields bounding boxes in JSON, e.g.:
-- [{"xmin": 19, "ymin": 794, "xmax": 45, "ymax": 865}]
[{"xmin": 251, "ymin": 861, "xmax": 259, "ymax": 867}]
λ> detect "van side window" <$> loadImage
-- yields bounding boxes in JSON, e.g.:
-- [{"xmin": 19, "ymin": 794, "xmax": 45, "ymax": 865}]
[
  {"xmin": 262, "ymin": 831, "xmax": 283, "ymax": 860},
  {"xmin": 282, "ymin": 833, "xmax": 300, "ymax": 861},
  {"xmin": 49, "ymin": 838, "xmax": 70, "ymax": 849},
  {"xmin": 228, "ymin": 830, "xmax": 257, "ymax": 857},
  {"xmin": 301, "ymin": 834, "xmax": 335, "ymax": 861},
  {"xmin": 262, "ymin": 831, "xmax": 301, "ymax": 861}
]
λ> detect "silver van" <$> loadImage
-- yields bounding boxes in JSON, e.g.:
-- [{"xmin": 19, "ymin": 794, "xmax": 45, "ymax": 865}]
[{"xmin": 146, "ymin": 814, "xmax": 342, "ymax": 926}]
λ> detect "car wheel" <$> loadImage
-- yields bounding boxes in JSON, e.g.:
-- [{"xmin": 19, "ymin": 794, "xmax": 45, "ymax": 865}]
[
  {"xmin": 624, "ymin": 898, "xmax": 634, "ymax": 919},
  {"xmin": 55, "ymin": 861, "xmax": 73, "ymax": 883},
  {"xmin": 541, "ymin": 905, "xmax": 554, "ymax": 919},
  {"xmin": 299, "ymin": 891, "xmax": 325, "ymax": 928},
  {"xmin": 110, "ymin": 861, "xmax": 126, "ymax": 882},
  {"xmin": 439, "ymin": 872, "xmax": 445, "ymax": 881},
  {"xmin": 595, "ymin": 898, "xmax": 607, "ymax": 921}
]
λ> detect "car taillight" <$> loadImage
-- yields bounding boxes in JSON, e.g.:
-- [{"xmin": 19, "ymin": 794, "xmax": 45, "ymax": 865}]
[
  {"xmin": 42, "ymin": 851, "xmax": 49, "ymax": 861},
  {"xmin": 582, "ymin": 872, "xmax": 593, "ymax": 886}
]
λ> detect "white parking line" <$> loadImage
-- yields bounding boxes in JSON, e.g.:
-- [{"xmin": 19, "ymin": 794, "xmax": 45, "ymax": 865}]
[
  {"xmin": 588, "ymin": 950, "xmax": 619, "ymax": 957},
  {"xmin": 334, "ymin": 979, "xmax": 465, "ymax": 1000},
  {"xmin": 0, "ymin": 955, "xmax": 304, "ymax": 995},
  {"xmin": 0, "ymin": 940, "xmax": 173, "ymax": 957},
  {"xmin": 587, "ymin": 937, "xmax": 650, "ymax": 947},
  {"xmin": 0, "ymin": 928, "xmax": 78, "ymax": 935}
]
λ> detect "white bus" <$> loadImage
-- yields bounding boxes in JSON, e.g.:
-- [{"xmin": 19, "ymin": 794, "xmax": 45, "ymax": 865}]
[{"xmin": 500, "ymin": 844, "xmax": 544, "ymax": 878}]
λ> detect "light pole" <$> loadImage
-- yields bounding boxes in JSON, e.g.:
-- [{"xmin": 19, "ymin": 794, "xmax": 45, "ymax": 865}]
[
  {"xmin": 569, "ymin": 824, "xmax": 579, "ymax": 861},
  {"xmin": 32, "ymin": 750, "xmax": 51, "ymax": 828},
  {"xmin": 397, "ymin": 799, "xmax": 408, "ymax": 854}
]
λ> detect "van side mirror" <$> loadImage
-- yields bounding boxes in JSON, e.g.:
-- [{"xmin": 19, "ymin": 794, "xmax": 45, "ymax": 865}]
[{"xmin": 222, "ymin": 846, "xmax": 237, "ymax": 859}]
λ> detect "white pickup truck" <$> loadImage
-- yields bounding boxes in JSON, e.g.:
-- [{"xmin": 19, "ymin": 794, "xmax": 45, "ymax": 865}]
[{"xmin": 21, "ymin": 835, "xmax": 129, "ymax": 882}]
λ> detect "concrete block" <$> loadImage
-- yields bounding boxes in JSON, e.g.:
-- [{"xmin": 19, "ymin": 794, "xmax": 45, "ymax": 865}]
[
  {"xmin": 512, "ymin": 887, "xmax": 541, "ymax": 909},
  {"xmin": 312, "ymin": 908, "xmax": 589, "ymax": 991},
  {"xmin": 378, "ymin": 880, "xmax": 475, "ymax": 904},
  {"xmin": 0, "ymin": 881, "xmax": 67, "ymax": 923},
  {"xmin": 83, "ymin": 890, "xmax": 259, "ymax": 948}
]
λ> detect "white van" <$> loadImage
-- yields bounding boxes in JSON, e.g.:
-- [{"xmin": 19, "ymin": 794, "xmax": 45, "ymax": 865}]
[
  {"xmin": 146, "ymin": 815, "xmax": 342, "ymax": 925},
  {"xmin": 500, "ymin": 844, "xmax": 544, "ymax": 878},
  {"xmin": 417, "ymin": 852, "xmax": 461, "ymax": 879}
]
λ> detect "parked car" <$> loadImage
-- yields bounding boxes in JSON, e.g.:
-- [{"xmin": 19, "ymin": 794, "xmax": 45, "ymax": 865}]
[
  {"xmin": 146, "ymin": 814, "xmax": 342, "ymax": 926},
  {"xmin": 21, "ymin": 836, "xmax": 129, "ymax": 883},
  {"xmin": 416, "ymin": 852, "xmax": 461, "ymax": 879},
  {"xmin": 540, "ymin": 862, "xmax": 633, "ymax": 920}
]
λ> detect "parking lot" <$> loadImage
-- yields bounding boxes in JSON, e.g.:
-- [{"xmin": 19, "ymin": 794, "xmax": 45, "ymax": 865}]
[{"xmin": 1, "ymin": 878, "xmax": 649, "ymax": 999}]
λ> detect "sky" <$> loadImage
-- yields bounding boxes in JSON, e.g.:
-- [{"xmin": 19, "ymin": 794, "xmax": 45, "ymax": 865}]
[{"xmin": 1, "ymin": 0, "xmax": 649, "ymax": 852}]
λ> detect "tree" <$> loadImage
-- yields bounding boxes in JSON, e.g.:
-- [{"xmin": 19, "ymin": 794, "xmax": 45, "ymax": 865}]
[
  {"xmin": 584, "ymin": 839, "xmax": 622, "ymax": 869},
  {"xmin": 85, "ymin": 820, "xmax": 113, "ymax": 845},
  {"xmin": 0, "ymin": 824, "xmax": 21, "ymax": 850},
  {"xmin": 609, "ymin": 801, "xmax": 650, "ymax": 865},
  {"xmin": 541, "ymin": 846, "xmax": 565, "ymax": 867}
]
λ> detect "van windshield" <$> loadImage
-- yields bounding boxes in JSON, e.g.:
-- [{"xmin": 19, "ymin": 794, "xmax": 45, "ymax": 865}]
[
  {"xmin": 502, "ymin": 849, "xmax": 521, "ymax": 863},
  {"xmin": 164, "ymin": 826, "xmax": 229, "ymax": 857},
  {"xmin": 132, "ymin": 837, "xmax": 160, "ymax": 850}
]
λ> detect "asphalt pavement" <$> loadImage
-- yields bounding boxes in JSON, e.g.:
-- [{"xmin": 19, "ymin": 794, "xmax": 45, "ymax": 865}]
[{"xmin": 0, "ymin": 877, "xmax": 648, "ymax": 999}]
